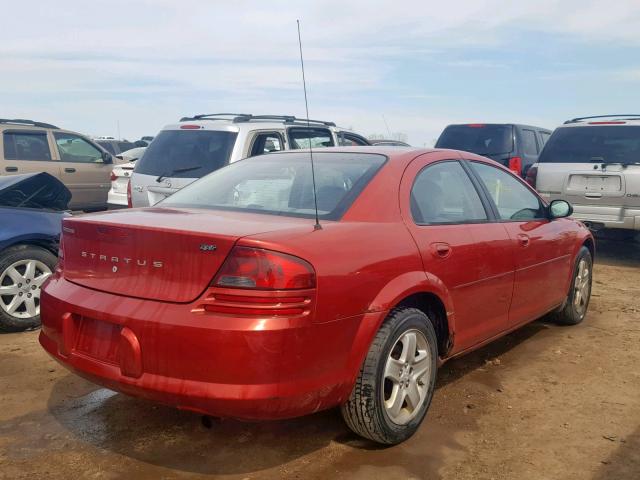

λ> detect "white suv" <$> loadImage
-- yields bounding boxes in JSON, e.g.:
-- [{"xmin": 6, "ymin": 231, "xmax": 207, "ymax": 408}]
[
  {"xmin": 528, "ymin": 114, "xmax": 640, "ymax": 232},
  {"xmin": 129, "ymin": 114, "xmax": 370, "ymax": 207}
]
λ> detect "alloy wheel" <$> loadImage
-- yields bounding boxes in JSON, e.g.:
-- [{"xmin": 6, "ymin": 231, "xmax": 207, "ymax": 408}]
[
  {"xmin": 0, "ymin": 259, "xmax": 52, "ymax": 319},
  {"xmin": 382, "ymin": 329, "xmax": 432, "ymax": 425},
  {"xmin": 573, "ymin": 258, "xmax": 591, "ymax": 318}
]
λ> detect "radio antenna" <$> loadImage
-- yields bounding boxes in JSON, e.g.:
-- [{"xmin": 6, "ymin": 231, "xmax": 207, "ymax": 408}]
[{"xmin": 297, "ymin": 19, "xmax": 321, "ymax": 230}]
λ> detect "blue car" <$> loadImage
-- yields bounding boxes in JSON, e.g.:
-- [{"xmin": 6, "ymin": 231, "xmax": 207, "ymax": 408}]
[{"xmin": 0, "ymin": 173, "xmax": 70, "ymax": 332}]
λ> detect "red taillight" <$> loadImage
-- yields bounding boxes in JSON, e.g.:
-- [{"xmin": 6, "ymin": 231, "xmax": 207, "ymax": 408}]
[
  {"xmin": 126, "ymin": 180, "xmax": 132, "ymax": 208},
  {"xmin": 180, "ymin": 124, "xmax": 202, "ymax": 129},
  {"xmin": 214, "ymin": 246, "xmax": 316, "ymax": 290},
  {"xmin": 110, "ymin": 171, "xmax": 117, "ymax": 182},
  {"xmin": 508, "ymin": 156, "xmax": 522, "ymax": 175},
  {"xmin": 525, "ymin": 165, "xmax": 538, "ymax": 188},
  {"xmin": 467, "ymin": 124, "xmax": 486, "ymax": 128},
  {"xmin": 588, "ymin": 121, "xmax": 625, "ymax": 125}
]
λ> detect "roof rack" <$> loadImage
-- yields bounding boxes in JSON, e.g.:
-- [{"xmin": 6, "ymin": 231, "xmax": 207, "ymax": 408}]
[
  {"xmin": 564, "ymin": 114, "xmax": 640, "ymax": 124},
  {"xmin": 0, "ymin": 118, "xmax": 59, "ymax": 129},
  {"xmin": 179, "ymin": 113, "xmax": 336, "ymax": 127}
]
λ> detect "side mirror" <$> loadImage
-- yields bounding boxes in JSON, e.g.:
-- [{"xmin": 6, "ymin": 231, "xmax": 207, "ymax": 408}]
[
  {"xmin": 102, "ymin": 152, "xmax": 113, "ymax": 164},
  {"xmin": 549, "ymin": 199, "xmax": 573, "ymax": 219}
]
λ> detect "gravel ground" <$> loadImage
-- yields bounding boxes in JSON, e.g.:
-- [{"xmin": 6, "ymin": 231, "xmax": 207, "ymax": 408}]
[{"xmin": 0, "ymin": 238, "xmax": 638, "ymax": 480}]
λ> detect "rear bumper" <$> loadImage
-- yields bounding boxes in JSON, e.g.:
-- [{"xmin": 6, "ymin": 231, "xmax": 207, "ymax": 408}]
[
  {"xmin": 40, "ymin": 274, "xmax": 377, "ymax": 420},
  {"xmin": 107, "ymin": 190, "xmax": 127, "ymax": 207},
  {"xmin": 570, "ymin": 204, "xmax": 640, "ymax": 231}
]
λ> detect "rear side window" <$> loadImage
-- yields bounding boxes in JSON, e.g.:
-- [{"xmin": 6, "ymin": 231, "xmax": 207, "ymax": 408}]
[
  {"xmin": 54, "ymin": 132, "xmax": 103, "ymax": 163},
  {"xmin": 435, "ymin": 125, "xmax": 514, "ymax": 156},
  {"xmin": 539, "ymin": 125, "xmax": 640, "ymax": 164},
  {"xmin": 134, "ymin": 130, "xmax": 238, "ymax": 178},
  {"xmin": 471, "ymin": 162, "xmax": 544, "ymax": 220},
  {"xmin": 3, "ymin": 131, "xmax": 51, "ymax": 161},
  {"xmin": 250, "ymin": 132, "xmax": 284, "ymax": 156},
  {"xmin": 411, "ymin": 161, "xmax": 487, "ymax": 224},
  {"xmin": 161, "ymin": 152, "xmax": 386, "ymax": 220},
  {"xmin": 521, "ymin": 129, "xmax": 538, "ymax": 155},
  {"xmin": 288, "ymin": 128, "xmax": 334, "ymax": 149}
]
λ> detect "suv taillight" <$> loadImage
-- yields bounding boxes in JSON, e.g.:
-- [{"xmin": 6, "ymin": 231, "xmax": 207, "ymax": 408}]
[
  {"xmin": 525, "ymin": 165, "xmax": 538, "ymax": 188},
  {"xmin": 508, "ymin": 156, "xmax": 522, "ymax": 175},
  {"xmin": 213, "ymin": 246, "xmax": 316, "ymax": 290},
  {"xmin": 126, "ymin": 180, "xmax": 132, "ymax": 208},
  {"xmin": 110, "ymin": 171, "xmax": 117, "ymax": 182}
]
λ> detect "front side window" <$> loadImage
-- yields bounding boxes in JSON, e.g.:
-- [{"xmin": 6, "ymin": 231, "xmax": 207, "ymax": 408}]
[
  {"xmin": 471, "ymin": 162, "xmax": 544, "ymax": 220},
  {"xmin": 521, "ymin": 129, "xmax": 538, "ymax": 155},
  {"xmin": 540, "ymin": 131, "xmax": 551, "ymax": 145},
  {"xmin": 3, "ymin": 131, "xmax": 51, "ymax": 161},
  {"xmin": 250, "ymin": 132, "xmax": 284, "ymax": 156},
  {"xmin": 411, "ymin": 161, "xmax": 487, "ymax": 225},
  {"xmin": 338, "ymin": 132, "xmax": 369, "ymax": 146},
  {"xmin": 288, "ymin": 128, "xmax": 334, "ymax": 149},
  {"xmin": 134, "ymin": 130, "xmax": 238, "ymax": 178},
  {"xmin": 161, "ymin": 152, "xmax": 386, "ymax": 220},
  {"xmin": 55, "ymin": 132, "xmax": 103, "ymax": 163}
]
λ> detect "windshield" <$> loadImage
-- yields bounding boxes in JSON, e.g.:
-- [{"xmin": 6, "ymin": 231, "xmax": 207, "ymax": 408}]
[
  {"xmin": 539, "ymin": 125, "xmax": 640, "ymax": 164},
  {"xmin": 134, "ymin": 130, "xmax": 237, "ymax": 178},
  {"xmin": 435, "ymin": 125, "xmax": 514, "ymax": 155},
  {"xmin": 160, "ymin": 152, "xmax": 387, "ymax": 220}
]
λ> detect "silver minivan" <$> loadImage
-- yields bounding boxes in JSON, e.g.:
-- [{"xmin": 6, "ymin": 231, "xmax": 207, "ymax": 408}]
[
  {"xmin": 129, "ymin": 114, "xmax": 370, "ymax": 207},
  {"xmin": 528, "ymin": 115, "xmax": 640, "ymax": 232}
]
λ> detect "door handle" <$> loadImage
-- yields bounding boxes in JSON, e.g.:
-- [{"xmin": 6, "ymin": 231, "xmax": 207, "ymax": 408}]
[
  {"xmin": 5, "ymin": 166, "xmax": 17, "ymax": 172},
  {"xmin": 64, "ymin": 168, "xmax": 76, "ymax": 173},
  {"xmin": 431, "ymin": 242, "xmax": 452, "ymax": 258},
  {"xmin": 517, "ymin": 234, "xmax": 530, "ymax": 247}
]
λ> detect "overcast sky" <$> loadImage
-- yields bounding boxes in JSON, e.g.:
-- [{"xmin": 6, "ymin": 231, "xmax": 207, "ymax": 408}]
[{"xmin": 1, "ymin": 0, "xmax": 639, "ymax": 146}]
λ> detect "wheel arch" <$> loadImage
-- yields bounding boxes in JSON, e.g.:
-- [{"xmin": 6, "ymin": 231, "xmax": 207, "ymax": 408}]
[{"xmin": 343, "ymin": 272, "xmax": 456, "ymax": 395}]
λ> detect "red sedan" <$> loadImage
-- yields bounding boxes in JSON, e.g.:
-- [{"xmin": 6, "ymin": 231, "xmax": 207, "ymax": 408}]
[{"xmin": 40, "ymin": 148, "xmax": 594, "ymax": 444}]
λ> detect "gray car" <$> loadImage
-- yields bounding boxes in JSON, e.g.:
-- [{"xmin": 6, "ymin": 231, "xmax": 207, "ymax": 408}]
[{"xmin": 528, "ymin": 114, "xmax": 640, "ymax": 232}]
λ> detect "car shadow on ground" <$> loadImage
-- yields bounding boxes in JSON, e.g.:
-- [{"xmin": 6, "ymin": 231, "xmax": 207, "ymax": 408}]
[
  {"xmin": 592, "ymin": 426, "xmax": 640, "ymax": 479},
  {"xmin": 44, "ymin": 318, "xmax": 550, "ymax": 476},
  {"xmin": 593, "ymin": 236, "xmax": 640, "ymax": 268}
]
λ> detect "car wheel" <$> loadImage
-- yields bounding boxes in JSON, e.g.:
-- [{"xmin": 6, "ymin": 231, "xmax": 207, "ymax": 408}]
[
  {"xmin": 552, "ymin": 246, "xmax": 592, "ymax": 326},
  {"xmin": 341, "ymin": 307, "xmax": 438, "ymax": 444},
  {"xmin": 0, "ymin": 245, "xmax": 57, "ymax": 332}
]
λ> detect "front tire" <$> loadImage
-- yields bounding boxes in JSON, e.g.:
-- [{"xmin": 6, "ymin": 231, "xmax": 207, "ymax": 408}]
[
  {"xmin": 341, "ymin": 307, "xmax": 438, "ymax": 444},
  {"xmin": 0, "ymin": 245, "xmax": 56, "ymax": 332},
  {"xmin": 553, "ymin": 246, "xmax": 593, "ymax": 326}
]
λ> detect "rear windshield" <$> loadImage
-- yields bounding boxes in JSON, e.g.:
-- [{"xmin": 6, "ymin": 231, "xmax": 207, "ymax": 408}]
[
  {"xmin": 539, "ymin": 125, "xmax": 640, "ymax": 164},
  {"xmin": 435, "ymin": 125, "xmax": 514, "ymax": 155},
  {"xmin": 160, "ymin": 152, "xmax": 387, "ymax": 220},
  {"xmin": 134, "ymin": 130, "xmax": 237, "ymax": 178}
]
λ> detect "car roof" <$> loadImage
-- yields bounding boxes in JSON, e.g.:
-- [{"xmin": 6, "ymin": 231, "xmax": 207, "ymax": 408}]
[
  {"xmin": 161, "ymin": 114, "xmax": 357, "ymax": 134},
  {"xmin": 444, "ymin": 123, "xmax": 552, "ymax": 132},
  {"xmin": 559, "ymin": 115, "xmax": 640, "ymax": 128}
]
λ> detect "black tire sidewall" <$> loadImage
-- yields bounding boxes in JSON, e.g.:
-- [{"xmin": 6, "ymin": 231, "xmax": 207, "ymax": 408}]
[
  {"xmin": 374, "ymin": 310, "xmax": 438, "ymax": 443},
  {"xmin": 0, "ymin": 245, "xmax": 57, "ymax": 332}
]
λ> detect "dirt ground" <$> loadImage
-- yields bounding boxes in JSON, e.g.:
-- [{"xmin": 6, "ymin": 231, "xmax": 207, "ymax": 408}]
[{"xmin": 1, "ymin": 238, "xmax": 639, "ymax": 480}]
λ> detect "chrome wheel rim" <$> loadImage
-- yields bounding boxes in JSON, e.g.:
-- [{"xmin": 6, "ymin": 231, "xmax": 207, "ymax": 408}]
[
  {"xmin": 0, "ymin": 259, "xmax": 52, "ymax": 319},
  {"xmin": 382, "ymin": 329, "xmax": 431, "ymax": 425},
  {"xmin": 573, "ymin": 258, "xmax": 591, "ymax": 318}
]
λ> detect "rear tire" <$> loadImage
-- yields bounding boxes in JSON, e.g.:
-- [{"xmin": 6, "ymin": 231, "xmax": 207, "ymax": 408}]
[
  {"xmin": 341, "ymin": 307, "xmax": 438, "ymax": 444},
  {"xmin": 0, "ymin": 245, "xmax": 56, "ymax": 332},
  {"xmin": 552, "ymin": 246, "xmax": 592, "ymax": 326}
]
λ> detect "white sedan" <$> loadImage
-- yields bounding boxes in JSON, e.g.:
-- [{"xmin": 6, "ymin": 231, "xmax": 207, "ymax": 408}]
[{"xmin": 107, "ymin": 147, "xmax": 146, "ymax": 208}]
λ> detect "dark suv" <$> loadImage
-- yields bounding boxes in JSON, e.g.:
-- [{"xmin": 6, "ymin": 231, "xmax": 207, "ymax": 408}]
[{"xmin": 435, "ymin": 123, "xmax": 552, "ymax": 176}]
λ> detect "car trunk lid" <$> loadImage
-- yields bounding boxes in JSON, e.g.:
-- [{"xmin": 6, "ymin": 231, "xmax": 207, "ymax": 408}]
[{"xmin": 61, "ymin": 208, "xmax": 312, "ymax": 303}]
